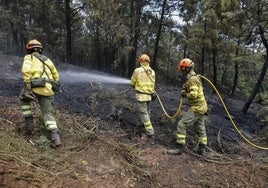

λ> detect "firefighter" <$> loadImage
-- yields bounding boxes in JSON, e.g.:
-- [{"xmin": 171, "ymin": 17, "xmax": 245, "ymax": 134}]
[
  {"xmin": 168, "ymin": 58, "xmax": 208, "ymax": 155},
  {"xmin": 19, "ymin": 39, "xmax": 61, "ymax": 146},
  {"xmin": 130, "ymin": 54, "xmax": 156, "ymax": 138}
]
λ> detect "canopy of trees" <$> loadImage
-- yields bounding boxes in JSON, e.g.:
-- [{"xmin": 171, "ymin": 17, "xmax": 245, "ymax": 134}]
[{"xmin": 0, "ymin": 0, "xmax": 267, "ymax": 112}]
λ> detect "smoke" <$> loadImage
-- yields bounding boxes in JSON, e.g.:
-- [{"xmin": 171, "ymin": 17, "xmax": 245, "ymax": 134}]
[{"xmin": 59, "ymin": 70, "xmax": 130, "ymax": 84}]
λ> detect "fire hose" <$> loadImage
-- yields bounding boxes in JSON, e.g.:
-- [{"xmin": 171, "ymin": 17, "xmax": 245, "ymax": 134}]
[{"xmin": 155, "ymin": 75, "xmax": 268, "ymax": 150}]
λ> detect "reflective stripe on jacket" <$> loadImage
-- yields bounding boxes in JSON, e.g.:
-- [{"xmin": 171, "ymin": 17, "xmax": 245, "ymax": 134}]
[
  {"xmin": 130, "ymin": 62, "xmax": 155, "ymax": 101},
  {"xmin": 184, "ymin": 71, "xmax": 207, "ymax": 114},
  {"xmin": 21, "ymin": 52, "xmax": 59, "ymax": 96}
]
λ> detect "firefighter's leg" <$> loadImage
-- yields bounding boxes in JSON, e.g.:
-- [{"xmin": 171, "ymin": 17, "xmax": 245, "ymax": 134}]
[
  {"xmin": 176, "ymin": 110, "xmax": 197, "ymax": 145},
  {"xmin": 38, "ymin": 96, "xmax": 61, "ymax": 146},
  {"xmin": 137, "ymin": 101, "xmax": 154, "ymax": 136},
  {"xmin": 195, "ymin": 115, "xmax": 207, "ymax": 155},
  {"xmin": 20, "ymin": 96, "xmax": 34, "ymax": 134},
  {"xmin": 168, "ymin": 110, "xmax": 197, "ymax": 155}
]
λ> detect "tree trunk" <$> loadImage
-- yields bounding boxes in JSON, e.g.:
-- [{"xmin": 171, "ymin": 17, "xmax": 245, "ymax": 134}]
[
  {"xmin": 151, "ymin": 0, "xmax": 167, "ymax": 71},
  {"xmin": 166, "ymin": 32, "xmax": 172, "ymax": 82},
  {"xmin": 128, "ymin": 1, "xmax": 142, "ymax": 77},
  {"xmin": 242, "ymin": 59, "xmax": 268, "ymax": 113},
  {"xmin": 231, "ymin": 42, "xmax": 240, "ymax": 96},
  {"xmin": 242, "ymin": 26, "xmax": 268, "ymax": 113},
  {"xmin": 212, "ymin": 47, "xmax": 217, "ymax": 86},
  {"xmin": 93, "ymin": 25, "xmax": 100, "ymax": 70},
  {"xmin": 65, "ymin": 0, "xmax": 72, "ymax": 64},
  {"xmin": 231, "ymin": 62, "xmax": 239, "ymax": 96},
  {"xmin": 200, "ymin": 18, "xmax": 207, "ymax": 75}
]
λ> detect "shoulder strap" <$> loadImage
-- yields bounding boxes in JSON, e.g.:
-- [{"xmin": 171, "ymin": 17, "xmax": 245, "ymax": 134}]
[
  {"xmin": 33, "ymin": 54, "xmax": 52, "ymax": 78},
  {"xmin": 34, "ymin": 53, "xmax": 48, "ymax": 62},
  {"xmin": 141, "ymin": 66, "xmax": 154, "ymax": 82},
  {"xmin": 140, "ymin": 66, "xmax": 156, "ymax": 93}
]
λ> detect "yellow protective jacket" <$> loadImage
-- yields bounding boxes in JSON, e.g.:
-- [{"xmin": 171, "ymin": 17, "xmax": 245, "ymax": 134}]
[
  {"xmin": 183, "ymin": 70, "xmax": 207, "ymax": 114},
  {"xmin": 21, "ymin": 52, "xmax": 59, "ymax": 96},
  {"xmin": 130, "ymin": 62, "xmax": 155, "ymax": 101}
]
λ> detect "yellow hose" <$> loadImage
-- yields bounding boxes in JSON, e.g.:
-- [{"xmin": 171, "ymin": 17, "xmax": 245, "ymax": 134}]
[
  {"xmin": 155, "ymin": 92, "xmax": 183, "ymax": 119},
  {"xmin": 198, "ymin": 75, "xmax": 268, "ymax": 150},
  {"xmin": 156, "ymin": 75, "xmax": 268, "ymax": 150}
]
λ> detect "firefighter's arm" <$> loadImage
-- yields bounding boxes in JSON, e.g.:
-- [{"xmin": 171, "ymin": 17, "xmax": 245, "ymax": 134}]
[
  {"xmin": 181, "ymin": 81, "xmax": 198, "ymax": 99},
  {"xmin": 130, "ymin": 69, "xmax": 138, "ymax": 88},
  {"xmin": 21, "ymin": 55, "xmax": 32, "ymax": 84},
  {"xmin": 46, "ymin": 59, "xmax": 59, "ymax": 81},
  {"xmin": 186, "ymin": 84, "xmax": 199, "ymax": 99},
  {"xmin": 181, "ymin": 89, "xmax": 187, "ymax": 97}
]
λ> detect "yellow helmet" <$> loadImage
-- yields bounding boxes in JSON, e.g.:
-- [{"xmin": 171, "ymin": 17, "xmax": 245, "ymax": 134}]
[
  {"xmin": 138, "ymin": 54, "xmax": 150, "ymax": 63},
  {"xmin": 26, "ymin": 39, "xmax": 43, "ymax": 51},
  {"xmin": 178, "ymin": 58, "xmax": 194, "ymax": 72}
]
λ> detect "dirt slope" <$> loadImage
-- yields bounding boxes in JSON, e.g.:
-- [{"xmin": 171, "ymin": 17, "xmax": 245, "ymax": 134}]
[{"xmin": 0, "ymin": 53, "xmax": 267, "ymax": 188}]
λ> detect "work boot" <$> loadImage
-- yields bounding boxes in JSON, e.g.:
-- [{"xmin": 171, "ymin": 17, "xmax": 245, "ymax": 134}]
[
  {"xmin": 141, "ymin": 132, "xmax": 154, "ymax": 141},
  {"xmin": 166, "ymin": 144, "xmax": 184, "ymax": 155},
  {"xmin": 50, "ymin": 129, "xmax": 61, "ymax": 147},
  {"xmin": 146, "ymin": 128, "xmax": 155, "ymax": 137},
  {"xmin": 197, "ymin": 144, "xmax": 206, "ymax": 155},
  {"xmin": 24, "ymin": 116, "xmax": 34, "ymax": 135}
]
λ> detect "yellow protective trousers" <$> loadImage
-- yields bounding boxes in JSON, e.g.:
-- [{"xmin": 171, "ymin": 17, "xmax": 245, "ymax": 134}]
[
  {"xmin": 20, "ymin": 93, "xmax": 58, "ymax": 130},
  {"xmin": 176, "ymin": 110, "xmax": 207, "ymax": 145},
  {"xmin": 137, "ymin": 101, "xmax": 154, "ymax": 136}
]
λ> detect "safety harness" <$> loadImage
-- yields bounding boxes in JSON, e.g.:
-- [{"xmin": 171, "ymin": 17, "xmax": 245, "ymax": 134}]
[{"xmin": 32, "ymin": 53, "xmax": 53, "ymax": 84}]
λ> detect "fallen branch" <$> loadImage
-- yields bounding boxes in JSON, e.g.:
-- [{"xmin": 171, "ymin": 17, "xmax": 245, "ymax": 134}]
[
  {"xmin": 0, "ymin": 152, "xmax": 55, "ymax": 175},
  {"xmin": 217, "ymin": 129, "xmax": 224, "ymax": 153},
  {"xmin": 116, "ymin": 88, "xmax": 131, "ymax": 95},
  {"xmin": 0, "ymin": 117, "xmax": 15, "ymax": 125}
]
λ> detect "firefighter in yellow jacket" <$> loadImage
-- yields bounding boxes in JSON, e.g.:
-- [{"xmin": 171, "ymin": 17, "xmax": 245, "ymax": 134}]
[
  {"xmin": 130, "ymin": 54, "xmax": 156, "ymax": 138},
  {"xmin": 20, "ymin": 39, "xmax": 61, "ymax": 146},
  {"xmin": 168, "ymin": 58, "xmax": 208, "ymax": 155}
]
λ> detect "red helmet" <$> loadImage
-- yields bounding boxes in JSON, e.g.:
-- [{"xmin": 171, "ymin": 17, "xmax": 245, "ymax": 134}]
[
  {"xmin": 138, "ymin": 54, "xmax": 150, "ymax": 63},
  {"xmin": 26, "ymin": 39, "xmax": 43, "ymax": 51},
  {"xmin": 178, "ymin": 58, "xmax": 194, "ymax": 72}
]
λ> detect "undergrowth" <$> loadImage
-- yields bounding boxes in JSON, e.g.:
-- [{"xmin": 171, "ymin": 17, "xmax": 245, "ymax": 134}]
[{"xmin": 0, "ymin": 108, "xmax": 153, "ymax": 185}]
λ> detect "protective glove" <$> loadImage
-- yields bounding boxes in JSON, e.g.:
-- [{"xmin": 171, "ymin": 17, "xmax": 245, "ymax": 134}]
[
  {"xmin": 151, "ymin": 92, "xmax": 157, "ymax": 101},
  {"xmin": 181, "ymin": 90, "xmax": 187, "ymax": 98},
  {"xmin": 24, "ymin": 82, "xmax": 32, "ymax": 93},
  {"xmin": 52, "ymin": 80, "xmax": 61, "ymax": 92},
  {"xmin": 182, "ymin": 83, "xmax": 188, "ymax": 90},
  {"xmin": 21, "ymin": 83, "xmax": 36, "ymax": 101}
]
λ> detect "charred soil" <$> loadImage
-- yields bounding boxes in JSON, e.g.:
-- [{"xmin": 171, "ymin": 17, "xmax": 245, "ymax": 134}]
[{"xmin": 0, "ymin": 54, "xmax": 267, "ymax": 188}]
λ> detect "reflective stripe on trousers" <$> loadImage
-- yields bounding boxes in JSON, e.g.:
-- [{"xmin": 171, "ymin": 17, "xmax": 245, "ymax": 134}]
[
  {"xmin": 176, "ymin": 134, "xmax": 186, "ymax": 145},
  {"xmin": 21, "ymin": 103, "xmax": 32, "ymax": 117},
  {"xmin": 144, "ymin": 121, "xmax": 154, "ymax": 135},
  {"xmin": 199, "ymin": 136, "xmax": 207, "ymax": 145},
  {"xmin": 38, "ymin": 95, "xmax": 58, "ymax": 130},
  {"xmin": 45, "ymin": 120, "xmax": 58, "ymax": 130}
]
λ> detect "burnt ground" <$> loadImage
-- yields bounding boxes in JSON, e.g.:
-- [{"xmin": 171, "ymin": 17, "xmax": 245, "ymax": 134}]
[{"xmin": 0, "ymin": 53, "xmax": 267, "ymax": 187}]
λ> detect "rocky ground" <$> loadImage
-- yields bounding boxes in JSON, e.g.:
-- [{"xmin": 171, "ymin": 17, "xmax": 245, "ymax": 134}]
[{"xmin": 0, "ymin": 53, "xmax": 267, "ymax": 187}]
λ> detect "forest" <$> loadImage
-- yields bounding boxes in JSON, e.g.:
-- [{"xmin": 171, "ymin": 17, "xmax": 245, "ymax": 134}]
[{"xmin": 0, "ymin": 0, "xmax": 267, "ymax": 112}]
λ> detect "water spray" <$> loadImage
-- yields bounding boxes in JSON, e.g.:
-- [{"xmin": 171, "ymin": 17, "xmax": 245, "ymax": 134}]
[{"xmin": 59, "ymin": 70, "xmax": 130, "ymax": 84}]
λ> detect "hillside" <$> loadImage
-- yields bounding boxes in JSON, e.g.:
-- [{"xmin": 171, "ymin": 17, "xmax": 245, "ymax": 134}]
[{"xmin": 0, "ymin": 53, "xmax": 267, "ymax": 188}]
